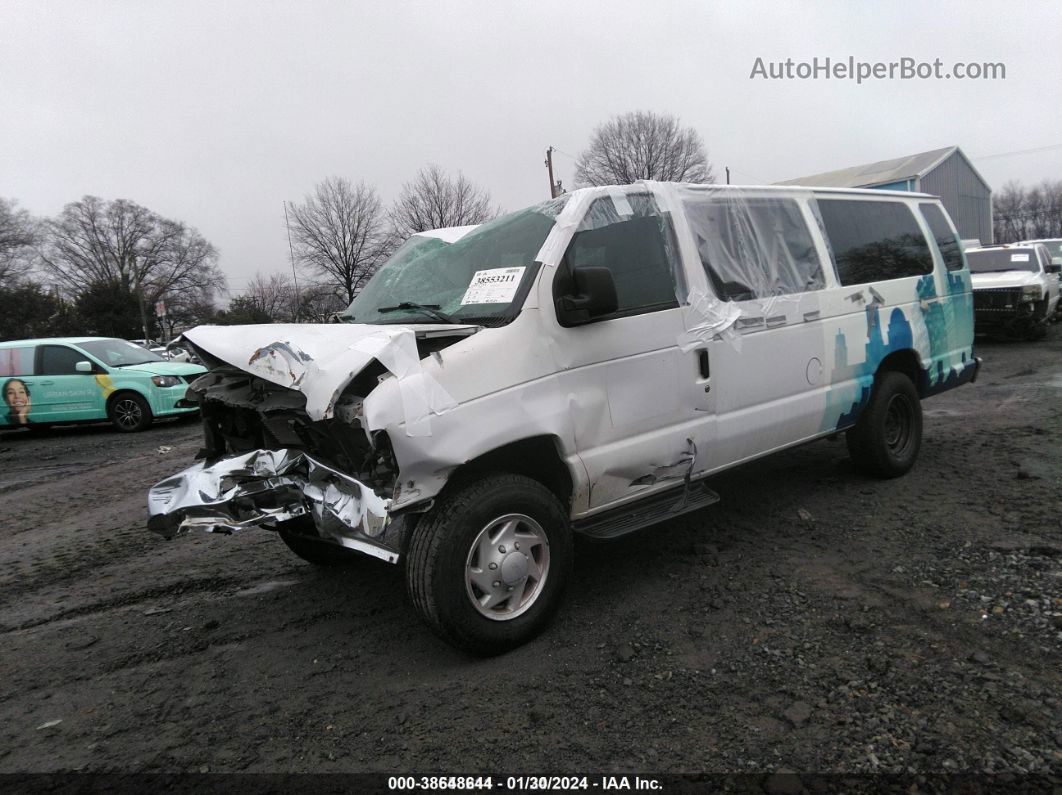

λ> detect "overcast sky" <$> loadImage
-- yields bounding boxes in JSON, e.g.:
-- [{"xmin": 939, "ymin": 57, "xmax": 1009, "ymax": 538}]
[{"xmin": 3, "ymin": 0, "xmax": 1060, "ymax": 297}]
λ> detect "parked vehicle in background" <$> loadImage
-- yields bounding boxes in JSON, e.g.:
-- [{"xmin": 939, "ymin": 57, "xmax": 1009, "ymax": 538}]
[
  {"xmin": 1017, "ymin": 239, "xmax": 1062, "ymax": 318},
  {"xmin": 0, "ymin": 337, "xmax": 206, "ymax": 432},
  {"xmin": 148, "ymin": 183, "xmax": 977, "ymax": 654},
  {"xmin": 967, "ymin": 243, "xmax": 1061, "ymax": 339}
]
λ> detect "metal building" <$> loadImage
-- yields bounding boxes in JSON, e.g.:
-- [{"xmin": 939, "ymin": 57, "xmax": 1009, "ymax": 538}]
[{"xmin": 778, "ymin": 145, "xmax": 993, "ymax": 244}]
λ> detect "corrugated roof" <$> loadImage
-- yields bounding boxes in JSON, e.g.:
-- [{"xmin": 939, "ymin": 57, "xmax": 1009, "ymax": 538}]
[{"xmin": 777, "ymin": 146, "xmax": 958, "ymax": 188}]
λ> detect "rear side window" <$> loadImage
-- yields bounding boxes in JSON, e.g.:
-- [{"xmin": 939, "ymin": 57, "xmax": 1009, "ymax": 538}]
[
  {"xmin": 40, "ymin": 345, "xmax": 88, "ymax": 375},
  {"xmin": 559, "ymin": 194, "xmax": 680, "ymax": 316},
  {"xmin": 0, "ymin": 346, "xmax": 34, "ymax": 376},
  {"xmin": 683, "ymin": 196, "xmax": 824, "ymax": 301},
  {"xmin": 919, "ymin": 203, "xmax": 964, "ymax": 271},
  {"xmin": 818, "ymin": 200, "xmax": 933, "ymax": 286}
]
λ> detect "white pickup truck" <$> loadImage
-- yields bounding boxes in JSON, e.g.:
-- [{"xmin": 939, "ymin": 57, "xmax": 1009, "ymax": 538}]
[{"xmin": 967, "ymin": 243, "xmax": 1061, "ymax": 339}]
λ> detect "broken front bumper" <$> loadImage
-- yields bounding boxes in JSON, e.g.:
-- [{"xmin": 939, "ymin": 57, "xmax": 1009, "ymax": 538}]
[{"xmin": 146, "ymin": 448, "xmax": 400, "ymax": 563}]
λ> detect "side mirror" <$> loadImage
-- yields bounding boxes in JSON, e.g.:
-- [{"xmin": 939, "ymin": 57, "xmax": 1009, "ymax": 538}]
[
  {"xmin": 1047, "ymin": 262, "xmax": 1061, "ymax": 274},
  {"xmin": 75, "ymin": 360, "xmax": 93, "ymax": 373},
  {"xmin": 556, "ymin": 266, "xmax": 619, "ymax": 326}
]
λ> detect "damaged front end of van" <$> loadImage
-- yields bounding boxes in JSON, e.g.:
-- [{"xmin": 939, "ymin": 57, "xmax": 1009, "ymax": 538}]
[{"xmin": 146, "ymin": 321, "xmax": 475, "ymax": 564}]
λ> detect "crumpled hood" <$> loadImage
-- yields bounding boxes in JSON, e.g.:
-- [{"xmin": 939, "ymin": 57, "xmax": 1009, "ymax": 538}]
[
  {"xmin": 971, "ymin": 271, "xmax": 1043, "ymax": 290},
  {"xmin": 182, "ymin": 323, "xmax": 466, "ymax": 430}
]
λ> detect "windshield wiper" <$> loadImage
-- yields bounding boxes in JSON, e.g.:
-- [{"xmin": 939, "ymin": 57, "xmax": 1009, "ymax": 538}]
[{"xmin": 377, "ymin": 302, "xmax": 460, "ymax": 324}]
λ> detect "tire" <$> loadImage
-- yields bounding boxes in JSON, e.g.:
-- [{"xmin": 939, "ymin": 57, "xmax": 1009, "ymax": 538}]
[
  {"xmin": 1025, "ymin": 322, "xmax": 1048, "ymax": 341},
  {"xmin": 108, "ymin": 392, "xmax": 153, "ymax": 432},
  {"xmin": 405, "ymin": 473, "xmax": 573, "ymax": 656},
  {"xmin": 845, "ymin": 371, "xmax": 922, "ymax": 478},
  {"xmin": 277, "ymin": 517, "xmax": 365, "ymax": 567}
]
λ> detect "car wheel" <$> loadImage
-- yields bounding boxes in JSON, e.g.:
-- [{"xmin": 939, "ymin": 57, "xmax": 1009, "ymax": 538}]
[
  {"xmin": 405, "ymin": 473, "xmax": 573, "ymax": 655},
  {"xmin": 845, "ymin": 371, "xmax": 922, "ymax": 478},
  {"xmin": 1025, "ymin": 322, "xmax": 1048, "ymax": 341},
  {"xmin": 277, "ymin": 517, "xmax": 367, "ymax": 567},
  {"xmin": 108, "ymin": 392, "xmax": 153, "ymax": 432}
]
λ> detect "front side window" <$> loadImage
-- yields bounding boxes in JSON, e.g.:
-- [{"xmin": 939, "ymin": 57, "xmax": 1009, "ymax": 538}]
[
  {"xmin": 344, "ymin": 198, "xmax": 568, "ymax": 326},
  {"xmin": 40, "ymin": 345, "xmax": 90, "ymax": 375},
  {"xmin": 555, "ymin": 193, "xmax": 681, "ymax": 317},
  {"xmin": 818, "ymin": 200, "xmax": 933, "ymax": 286},
  {"xmin": 919, "ymin": 203, "xmax": 964, "ymax": 271},
  {"xmin": 682, "ymin": 195, "xmax": 824, "ymax": 301},
  {"xmin": 966, "ymin": 248, "xmax": 1040, "ymax": 274}
]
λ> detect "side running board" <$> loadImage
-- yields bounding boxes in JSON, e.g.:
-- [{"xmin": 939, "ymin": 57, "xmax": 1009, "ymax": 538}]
[{"xmin": 572, "ymin": 481, "xmax": 721, "ymax": 540}]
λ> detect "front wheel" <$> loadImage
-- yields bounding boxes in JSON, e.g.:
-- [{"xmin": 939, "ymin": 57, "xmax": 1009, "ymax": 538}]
[
  {"xmin": 108, "ymin": 393, "xmax": 153, "ymax": 432},
  {"xmin": 845, "ymin": 371, "xmax": 922, "ymax": 478},
  {"xmin": 405, "ymin": 473, "xmax": 573, "ymax": 655}
]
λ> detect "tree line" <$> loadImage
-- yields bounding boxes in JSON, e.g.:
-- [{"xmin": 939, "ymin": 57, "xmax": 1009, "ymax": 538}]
[
  {"xmin": 992, "ymin": 179, "xmax": 1062, "ymax": 244},
  {"xmin": 0, "ymin": 110, "xmax": 717, "ymax": 340}
]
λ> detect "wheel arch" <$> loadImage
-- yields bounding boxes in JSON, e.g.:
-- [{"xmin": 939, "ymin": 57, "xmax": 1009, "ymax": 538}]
[
  {"xmin": 876, "ymin": 349, "xmax": 926, "ymax": 398},
  {"xmin": 106, "ymin": 387, "xmax": 152, "ymax": 412},
  {"xmin": 445, "ymin": 435, "xmax": 575, "ymax": 510}
]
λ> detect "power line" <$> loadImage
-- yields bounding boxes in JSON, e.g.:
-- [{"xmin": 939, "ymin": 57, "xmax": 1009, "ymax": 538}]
[{"xmin": 971, "ymin": 143, "xmax": 1062, "ymax": 161}]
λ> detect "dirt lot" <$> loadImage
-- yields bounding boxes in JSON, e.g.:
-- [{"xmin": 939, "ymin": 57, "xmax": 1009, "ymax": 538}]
[{"xmin": 1, "ymin": 329, "xmax": 1059, "ymax": 777}]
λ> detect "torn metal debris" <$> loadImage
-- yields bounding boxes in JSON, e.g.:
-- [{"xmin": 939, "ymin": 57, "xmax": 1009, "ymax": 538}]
[{"xmin": 147, "ymin": 448, "xmax": 396, "ymax": 562}]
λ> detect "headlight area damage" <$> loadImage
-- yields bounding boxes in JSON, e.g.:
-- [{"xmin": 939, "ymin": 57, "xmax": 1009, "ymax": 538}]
[{"xmin": 146, "ymin": 323, "xmax": 472, "ymax": 563}]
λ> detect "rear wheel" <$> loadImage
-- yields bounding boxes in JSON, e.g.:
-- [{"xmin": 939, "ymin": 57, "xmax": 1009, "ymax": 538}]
[
  {"xmin": 277, "ymin": 517, "xmax": 366, "ymax": 567},
  {"xmin": 845, "ymin": 371, "xmax": 922, "ymax": 478},
  {"xmin": 405, "ymin": 473, "xmax": 573, "ymax": 655},
  {"xmin": 108, "ymin": 392, "xmax": 153, "ymax": 432}
]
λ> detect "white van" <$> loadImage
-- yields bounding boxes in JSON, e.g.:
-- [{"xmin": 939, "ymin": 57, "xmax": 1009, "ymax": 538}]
[{"xmin": 148, "ymin": 182, "xmax": 978, "ymax": 654}]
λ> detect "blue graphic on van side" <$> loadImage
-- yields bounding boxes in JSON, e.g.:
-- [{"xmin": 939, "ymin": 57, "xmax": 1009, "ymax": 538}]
[
  {"xmin": 917, "ymin": 269, "xmax": 976, "ymax": 396},
  {"xmin": 821, "ymin": 271, "xmax": 975, "ymax": 432},
  {"xmin": 822, "ymin": 303, "xmax": 913, "ymax": 432}
]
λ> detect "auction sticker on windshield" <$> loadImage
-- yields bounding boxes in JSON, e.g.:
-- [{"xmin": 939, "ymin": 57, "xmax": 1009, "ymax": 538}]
[{"xmin": 460, "ymin": 267, "xmax": 525, "ymax": 305}]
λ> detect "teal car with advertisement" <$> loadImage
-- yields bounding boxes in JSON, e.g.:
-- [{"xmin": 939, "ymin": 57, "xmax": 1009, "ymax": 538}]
[{"xmin": 0, "ymin": 337, "xmax": 206, "ymax": 432}]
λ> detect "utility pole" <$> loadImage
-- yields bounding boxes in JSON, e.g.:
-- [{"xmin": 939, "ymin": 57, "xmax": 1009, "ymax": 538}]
[
  {"xmin": 545, "ymin": 147, "xmax": 558, "ymax": 198},
  {"xmin": 284, "ymin": 201, "xmax": 301, "ymax": 322},
  {"xmin": 134, "ymin": 257, "xmax": 152, "ymax": 342},
  {"xmin": 725, "ymin": 166, "xmax": 730, "ymax": 185}
]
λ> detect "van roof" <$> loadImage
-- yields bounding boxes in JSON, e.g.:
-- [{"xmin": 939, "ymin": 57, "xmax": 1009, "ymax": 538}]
[
  {"xmin": 0, "ymin": 336, "xmax": 121, "ymax": 347},
  {"xmin": 574, "ymin": 182, "xmax": 937, "ymax": 201}
]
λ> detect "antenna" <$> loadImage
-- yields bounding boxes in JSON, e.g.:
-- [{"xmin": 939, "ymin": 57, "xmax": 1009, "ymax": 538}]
[{"xmin": 283, "ymin": 200, "xmax": 301, "ymax": 321}]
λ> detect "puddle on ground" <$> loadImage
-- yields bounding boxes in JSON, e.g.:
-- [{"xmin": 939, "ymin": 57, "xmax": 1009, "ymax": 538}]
[{"xmin": 234, "ymin": 579, "xmax": 300, "ymax": 598}]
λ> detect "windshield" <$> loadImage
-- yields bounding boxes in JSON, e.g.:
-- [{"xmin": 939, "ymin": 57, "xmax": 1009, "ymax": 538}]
[
  {"xmin": 1029, "ymin": 240, "xmax": 1062, "ymax": 259},
  {"xmin": 78, "ymin": 338, "xmax": 167, "ymax": 366},
  {"xmin": 966, "ymin": 248, "xmax": 1040, "ymax": 274},
  {"xmin": 343, "ymin": 197, "xmax": 568, "ymax": 325}
]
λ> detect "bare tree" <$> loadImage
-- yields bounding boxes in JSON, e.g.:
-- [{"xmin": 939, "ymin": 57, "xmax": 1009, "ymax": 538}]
[
  {"xmin": 992, "ymin": 179, "xmax": 1062, "ymax": 243},
  {"xmin": 298, "ymin": 282, "xmax": 348, "ymax": 322},
  {"xmin": 575, "ymin": 110, "xmax": 715, "ymax": 186},
  {"xmin": 390, "ymin": 164, "xmax": 498, "ymax": 239},
  {"xmin": 39, "ymin": 196, "xmax": 225, "ymax": 303},
  {"xmin": 0, "ymin": 198, "xmax": 38, "ymax": 286},
  {"xmin": 245, "ymin": 272, "xmax": 298, "ymax": 322},
  {"xmin": 287, "ymin": 178, "xmax": 390, "ymax": 303}
]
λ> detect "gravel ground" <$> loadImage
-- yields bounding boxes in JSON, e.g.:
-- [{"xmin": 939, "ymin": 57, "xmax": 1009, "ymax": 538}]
[{"xmin": 1, "ymin": 328, "xmax": 1059, "ymax": 776}]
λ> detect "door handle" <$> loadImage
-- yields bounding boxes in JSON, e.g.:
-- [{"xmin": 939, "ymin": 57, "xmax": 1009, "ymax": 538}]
[
  {"xmin": 697, "ymin": 350, "xmax": 710, "ymax": 379},
  {"xmin": 39, "ymin": 381, "xmax": 55, "ymax": 386}
]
